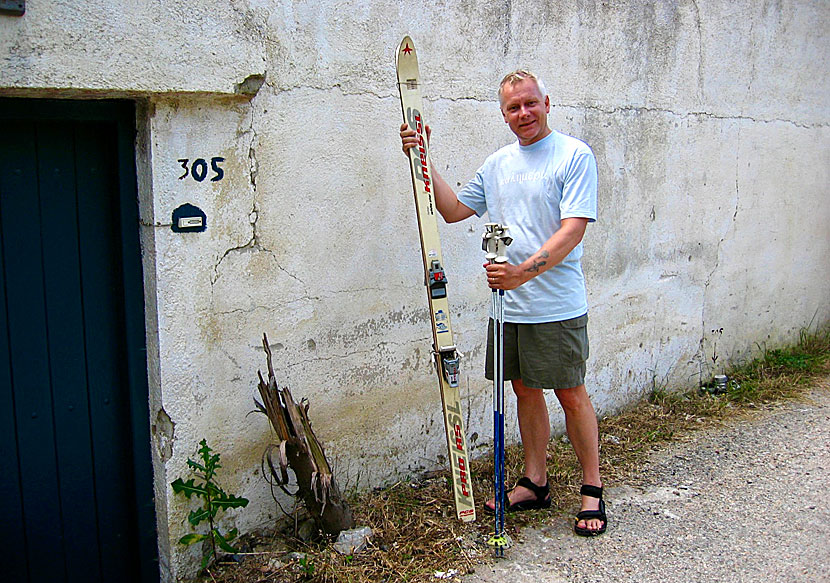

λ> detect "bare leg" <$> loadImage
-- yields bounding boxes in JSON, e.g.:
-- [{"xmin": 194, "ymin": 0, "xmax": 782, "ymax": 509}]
[
  {"xmin": 553, "ymin": 384, "xmax": 604, "ymax": 532},
  {"xmin": 486, "ymin": 379, "xmax": 550, "ymax": 509},
  {"xmin": 513, "ymin": 379, "xmax": 550, "ymax": 489}
]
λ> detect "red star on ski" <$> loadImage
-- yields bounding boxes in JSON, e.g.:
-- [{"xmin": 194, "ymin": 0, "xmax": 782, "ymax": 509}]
[{"xmin": 402, "ymin": 44, "xmax": 412, "ymax": 55}]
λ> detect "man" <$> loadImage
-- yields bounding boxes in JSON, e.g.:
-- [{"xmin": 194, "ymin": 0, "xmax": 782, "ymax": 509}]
[{"xmin": 400, "ymin": 70, "xmax": 606, "ymax": 536}]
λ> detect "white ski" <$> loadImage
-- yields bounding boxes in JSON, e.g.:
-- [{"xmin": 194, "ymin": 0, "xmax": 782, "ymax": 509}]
[{"xmin": 396, "ymin": 35, "xmax": 476, "ymax": 522}]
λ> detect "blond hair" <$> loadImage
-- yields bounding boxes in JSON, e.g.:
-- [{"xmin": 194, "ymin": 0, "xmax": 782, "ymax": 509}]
[{"xmin": 498, "ymin": 70, "xmax": 547, "ymax": 104}]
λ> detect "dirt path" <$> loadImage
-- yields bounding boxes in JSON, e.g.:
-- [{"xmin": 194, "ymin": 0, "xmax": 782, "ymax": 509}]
[{"xmin": 464, "ymin": 378, "xmax": 830, "ymax": 583}]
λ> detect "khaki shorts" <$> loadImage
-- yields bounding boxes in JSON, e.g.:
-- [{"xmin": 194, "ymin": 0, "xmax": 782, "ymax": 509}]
[{"xmin": 485, "ymin": 314, "xmax": 589, "ymax": 390}]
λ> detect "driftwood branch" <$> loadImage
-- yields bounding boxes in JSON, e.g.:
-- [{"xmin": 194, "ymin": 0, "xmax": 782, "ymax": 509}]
[{"xmin": 255, "ymin": 333, "xmax": 354, "ymax": 535}]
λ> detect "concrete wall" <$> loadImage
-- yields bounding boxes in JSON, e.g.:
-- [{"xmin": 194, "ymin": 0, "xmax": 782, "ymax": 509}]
[{"xmin": 2, "ymin": 1, "xmax": 828, "ymax": 580}]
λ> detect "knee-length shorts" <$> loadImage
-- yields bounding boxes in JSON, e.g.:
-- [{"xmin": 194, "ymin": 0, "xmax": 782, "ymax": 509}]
[{"xmin": 485, "ymin": 313, "xmax": 589, "ymax": 390}]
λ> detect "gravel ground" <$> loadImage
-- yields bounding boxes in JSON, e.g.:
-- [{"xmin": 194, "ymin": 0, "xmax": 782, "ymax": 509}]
[{"xmin": 463, "ymin": 378, "xmax": 830, "ymax": 583}]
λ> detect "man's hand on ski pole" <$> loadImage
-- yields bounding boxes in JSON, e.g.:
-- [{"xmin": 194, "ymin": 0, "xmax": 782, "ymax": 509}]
[
  {"xmin": 484, "ymin": 261, "xmax": 527, "ymax": 291},
  {"xmin": 400, "ymin": 122, "xmax": 430, "ymax": 155}
]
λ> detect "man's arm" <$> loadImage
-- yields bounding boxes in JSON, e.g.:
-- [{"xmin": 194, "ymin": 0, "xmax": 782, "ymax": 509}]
[
  {"xmin": 400, "ymin": 123, "xmax": 476, "ymax": 223},
  {"xmin": 485, "ymin": 217, "xmax": 589, "ymax": 290}
]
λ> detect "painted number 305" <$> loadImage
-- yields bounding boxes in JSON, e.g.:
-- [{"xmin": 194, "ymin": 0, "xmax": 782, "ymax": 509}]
[{"xmin": 178, "ymin": 157, "xmax": 225, "ymax": 182}]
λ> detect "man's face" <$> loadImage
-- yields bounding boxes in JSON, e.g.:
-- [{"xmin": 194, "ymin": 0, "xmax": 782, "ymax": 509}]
[{"xmin": 499, "ymin": 78, "xmax": 551, "ymax": 146}]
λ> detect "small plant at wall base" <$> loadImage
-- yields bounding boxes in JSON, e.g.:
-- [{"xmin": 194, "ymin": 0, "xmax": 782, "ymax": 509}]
[{"xmin": 171, "ymin": 439, "xmax": 250, "ymax": 570}]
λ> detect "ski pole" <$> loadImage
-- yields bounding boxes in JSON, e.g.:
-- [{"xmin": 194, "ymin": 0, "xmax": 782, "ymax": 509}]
[{"xmin": 482, "ymin": 223, "xmax": 512, "ymax": 556}]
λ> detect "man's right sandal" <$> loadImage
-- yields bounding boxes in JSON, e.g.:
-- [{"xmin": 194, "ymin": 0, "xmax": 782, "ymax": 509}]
[
  {"xmin": 485, "ymin": 476, "xmax": 551, "ymax": 513},
  {"xmin": 574, "ymin": 484, "xmax": 607, "ymax": 536}
]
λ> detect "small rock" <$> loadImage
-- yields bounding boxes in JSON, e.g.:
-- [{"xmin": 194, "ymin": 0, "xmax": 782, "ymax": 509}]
[{"xmin": 333, "ymin": 526, "xmax": 373, "ymax": 555}]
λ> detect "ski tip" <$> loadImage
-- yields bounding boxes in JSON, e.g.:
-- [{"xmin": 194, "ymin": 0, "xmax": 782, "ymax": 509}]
[
  {"xmin": 396, "ymin": 35, "xmax": 420, "ymax": 84},
  {"xmin": 397, "ymin": 35, "xmax": 416, "ymax": 61}
]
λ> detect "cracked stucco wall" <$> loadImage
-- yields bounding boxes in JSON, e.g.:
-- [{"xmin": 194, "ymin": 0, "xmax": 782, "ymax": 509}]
[
  {"xmin": 2, "ymin": 0, "xmax": 828, "ymax": 580},
  {"xmin": 0, "ymin": 0, "xmax": 267, "ymax": 96}
]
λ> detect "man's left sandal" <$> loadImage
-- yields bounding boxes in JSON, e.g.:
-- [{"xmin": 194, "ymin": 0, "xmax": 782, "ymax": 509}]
[{"xmin": 574, "ymin": 484, "xmax": 607, "ymax": 537}]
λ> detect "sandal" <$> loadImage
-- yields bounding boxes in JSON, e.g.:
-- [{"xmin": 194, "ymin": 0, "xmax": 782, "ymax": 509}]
[
  {"xmin": 574, "ymin": 484, "xmax": 607, "ymax": 536},
  {"xmin": 485, "ymin": 477, "xmax": 551, "ymax": 513}
]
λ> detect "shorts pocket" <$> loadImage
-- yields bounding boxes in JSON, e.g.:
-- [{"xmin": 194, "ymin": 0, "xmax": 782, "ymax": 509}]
[{"xmin": 557, "ymin": 316, "xmax": 589, "ymax": 364}]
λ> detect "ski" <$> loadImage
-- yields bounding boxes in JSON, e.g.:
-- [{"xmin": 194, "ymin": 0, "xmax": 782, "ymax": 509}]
[{"xmin": 396, "ymin": 35, "xmax": 476, "ymax": 522}]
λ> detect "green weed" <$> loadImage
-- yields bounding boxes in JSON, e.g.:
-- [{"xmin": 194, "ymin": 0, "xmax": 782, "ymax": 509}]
[{"xmin": 171, "ymin": 439, "xmax": 249, "ymax": 570}]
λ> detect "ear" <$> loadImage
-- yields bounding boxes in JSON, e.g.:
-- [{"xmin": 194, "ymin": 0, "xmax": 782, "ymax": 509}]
[
  {"xmin": 502, "ymin": 108, "xmax": 509, "ymax": 123},
  {"xmin": 545, "ymin": 95, "xmax": 550, "ymax": 113}
]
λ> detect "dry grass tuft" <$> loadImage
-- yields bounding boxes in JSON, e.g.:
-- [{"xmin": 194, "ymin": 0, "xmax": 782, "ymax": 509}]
[{"xmin": 198, "ymin": 328, "xmax": 829, "ymax": 583}]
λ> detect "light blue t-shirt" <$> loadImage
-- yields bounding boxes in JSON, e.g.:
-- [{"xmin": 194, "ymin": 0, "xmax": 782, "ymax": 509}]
[{"xmin": 457, "ymin": 130, "xmax": 598, "ymax": 323}]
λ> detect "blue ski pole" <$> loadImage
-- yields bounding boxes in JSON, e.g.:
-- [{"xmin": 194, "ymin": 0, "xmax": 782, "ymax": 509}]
[{"xmin": 483, "ymin": 223, "xmax": 513, "ymax": 556}]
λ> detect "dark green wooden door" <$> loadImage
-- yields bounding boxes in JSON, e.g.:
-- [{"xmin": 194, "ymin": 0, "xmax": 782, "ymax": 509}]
[{"xmin": 0, "ymin": 100, "xmax": 157, "ymax": 583}]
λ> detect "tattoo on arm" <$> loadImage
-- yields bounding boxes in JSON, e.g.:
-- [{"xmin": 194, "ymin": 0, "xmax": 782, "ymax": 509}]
[{"xmin": 525, "ymin": 250, "xmax": 550, "ymax": 273}]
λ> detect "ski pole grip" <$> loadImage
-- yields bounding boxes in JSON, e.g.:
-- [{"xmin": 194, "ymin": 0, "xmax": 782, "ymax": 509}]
[{"xmin": 482, "ymin": 223, "xmax": 512, "ymax": 264}]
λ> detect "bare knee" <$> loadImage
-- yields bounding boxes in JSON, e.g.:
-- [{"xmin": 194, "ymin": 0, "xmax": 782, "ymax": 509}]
[
  {"xmin": 512, "ymin": 379, "xmax": 543, "ymax": 400},
  {"xmin": 554, "ymin": 384, "xmax": 592, "ymax": 414}
]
